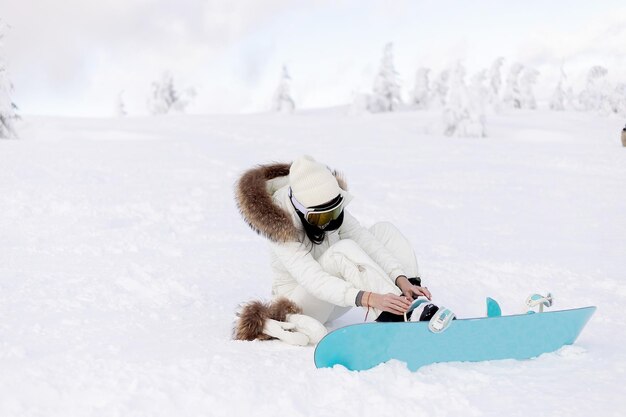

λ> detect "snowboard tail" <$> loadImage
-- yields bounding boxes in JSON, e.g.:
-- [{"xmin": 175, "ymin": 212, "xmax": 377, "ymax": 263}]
[{"xmin": 314, "ymin": 306, "xmax": 596, "ymax": 371}]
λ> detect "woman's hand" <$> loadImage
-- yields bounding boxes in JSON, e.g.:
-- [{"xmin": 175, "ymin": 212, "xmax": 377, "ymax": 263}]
[
  {"xmin": 395, "ymin": 276, "xmax": 432, "ymax": 301},
  {"xmin": 366, "ymin": 292, "xmax": 412, "ymax": 315}
]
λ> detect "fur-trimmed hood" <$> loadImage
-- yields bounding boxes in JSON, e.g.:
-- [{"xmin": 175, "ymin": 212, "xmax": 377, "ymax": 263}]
[{"xmin": 235, "ymin": 162, "xmax": 351, "ymax": 243}]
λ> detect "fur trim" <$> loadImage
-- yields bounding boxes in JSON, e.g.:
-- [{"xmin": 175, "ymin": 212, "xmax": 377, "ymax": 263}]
[
  {"xmin": 268, "ymin": 298, "xmax": 302, "ymax": 322},
  {"xmin": 233, "ymin": 300, "xmax": 272, "ymax": 341},
  {"xmin": 233, "ymin": 297, "xmax": 304, "ymax": 341},
  {"xmin": 234, "ymin": 162, "xmax": 348, "ymax": 243},
  {"xmin": 235, "ymin": 163, "xmax": 298, "ymax": 243}
]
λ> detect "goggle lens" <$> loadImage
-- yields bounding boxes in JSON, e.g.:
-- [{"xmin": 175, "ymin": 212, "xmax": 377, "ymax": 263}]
[{"xmin": 306, "ymin": 204, "xmax": 343, "ymax": 227}]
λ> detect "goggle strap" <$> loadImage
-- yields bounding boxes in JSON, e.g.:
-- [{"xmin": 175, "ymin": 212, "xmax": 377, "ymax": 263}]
[
  {"xmin": 289, "ymin": 188, "xmax": 342, "ymax": 215},
  {"xmin": 288, "ymin": 188, "xmax": 310, "ymax": 215}
]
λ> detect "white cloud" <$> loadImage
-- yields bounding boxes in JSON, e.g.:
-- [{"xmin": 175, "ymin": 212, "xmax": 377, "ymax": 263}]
[
  {"xmin": 2, "ymin": 1, "xmax": 625, "ymax": 116},
  {"xmin": 515, "ymin": 8, "xmax": 626, "ymax": 96},
  {"xmin": 3, "ymin": 0, "xmax": 294, "ymax": 115}
]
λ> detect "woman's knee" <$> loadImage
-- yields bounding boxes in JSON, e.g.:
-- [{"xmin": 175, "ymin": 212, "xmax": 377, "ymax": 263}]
[
  {"xmin": 369, "ymin": 221, "xmax": 419, "ymax": 277},
  {"xmin": 320, "ymin": 239, "xmax": 375, "ymax": 277}
]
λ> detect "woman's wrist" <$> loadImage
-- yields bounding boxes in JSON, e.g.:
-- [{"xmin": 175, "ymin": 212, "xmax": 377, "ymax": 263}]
[
  {"xmin": 364, "ymin": 291, "xmax": 375, "ymax": 308},
  {"xmin": 395, "ymin": 275, "xmax": 409, "ymax": 287}
]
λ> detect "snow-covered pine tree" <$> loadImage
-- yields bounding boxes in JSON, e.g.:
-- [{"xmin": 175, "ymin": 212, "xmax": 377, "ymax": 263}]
[
  {"xmin": 159, "ymin": 72, "xmax": 180, "ymax": 112},
  {"xmin": 431, "ymin": 69, "xmax": 450, "ymax": 107},
  {"xmin": 0, "ymin": 66, "xmax": 17, "ymax": 139},
  {"xmin": 147, "ymin": 71, "xmax": 194, "ymax": 115},
  {"xmin": 550, "ymin": 83, "xmax": 566, "ymax": 111},
  {"xmin": 442, "ymin": 62, "xmax": 486, "ymax": 137},
  {"xmin": 565, "ymin": 86, "xmax": 576, "ymax": 109},
  {"xmin": 469, "ymin": 69, "xmax": 489, "ymax": 110},
  {"xmin": 272, "ymin": 65, "xmax": 295, "ymax": 113},
  {"xmin": 0, "ymin": 21, "xmax": 18, "ymax": 139},
  {"xmin": 578, "ymin": 66, "xmax": 612, "ymax": 114},
  {"xmin": 502, "ymin": 62, "xmax": 524, "ymax": 109},
  {"xmin": 147, "ymin": 82, "xmax": 164, "ymax": 115},
  {"xmin": 550, "ymin": 65, "xmax": 567, "ymax": 111},
  {"xmin": 611, "ymin": 83, "xmax": 626, "ymax": 117},
  {"xmin": 411, "ymin": 67, "xmax": 430, "ymax": 109},
  {"xmin": 488, "ymin": 57, "xmax": 504, "ymax": 103},
  {"xmin": 520, "ymin": 67, "xmax": 539, "ymax": 109},
  {"xmin": 367, "ymin": 42, "xmax": 402, "ymax": 113}
]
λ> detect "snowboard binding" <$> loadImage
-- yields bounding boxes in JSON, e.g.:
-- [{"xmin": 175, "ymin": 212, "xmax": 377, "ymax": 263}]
[
  {"xmin": 525, "ymin": 293, "xmax": 553, "ymax": 313},
  {"xmin": 428, "ymin": 307, "xmax": 456, "ymax": 333},
  {"xmin": 404, "ymin": 297, "xmax": 456, "ymax": 333},
  {"xmin": 403, "ymin": 297, "xmax": 431, "ymax": 322}
]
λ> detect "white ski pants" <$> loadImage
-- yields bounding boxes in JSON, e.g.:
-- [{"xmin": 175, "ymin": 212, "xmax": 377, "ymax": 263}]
[{"xmin": 286, "ymin": 222, "xmax": 419, "ymax": 324}]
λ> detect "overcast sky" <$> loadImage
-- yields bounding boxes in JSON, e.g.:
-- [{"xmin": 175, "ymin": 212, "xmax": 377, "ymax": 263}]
[{"xmin": 2, "ymin": 0, "xmax": 625, "ymax": 116}]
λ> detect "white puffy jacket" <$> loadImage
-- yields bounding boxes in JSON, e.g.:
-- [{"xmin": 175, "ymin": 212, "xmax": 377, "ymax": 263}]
[{"xmin": 235, "ymin": 162, "xmax": 406, "ymax": 308}]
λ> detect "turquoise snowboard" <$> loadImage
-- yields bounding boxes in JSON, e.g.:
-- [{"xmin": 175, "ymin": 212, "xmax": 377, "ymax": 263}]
[{"xmin": 314, "ymin": 305, "xmax": 596, "ymax": 371}]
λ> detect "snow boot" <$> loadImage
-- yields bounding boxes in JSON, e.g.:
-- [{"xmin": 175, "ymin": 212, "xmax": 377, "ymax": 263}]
[{"xmin": 375, "ymin": 299, "xmax": 441, "ymax": 322}]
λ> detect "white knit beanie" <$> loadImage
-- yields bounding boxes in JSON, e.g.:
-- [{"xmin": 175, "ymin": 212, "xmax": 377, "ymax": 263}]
[{"xmin": 289, "ymin": 155, "xmax": 342, "ymax": 208}]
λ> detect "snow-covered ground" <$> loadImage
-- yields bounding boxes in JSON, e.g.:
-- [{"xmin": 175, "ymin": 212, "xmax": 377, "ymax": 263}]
[{"xmin": 1, "ymin": 109, "xmax": 625, "ymax": 416}]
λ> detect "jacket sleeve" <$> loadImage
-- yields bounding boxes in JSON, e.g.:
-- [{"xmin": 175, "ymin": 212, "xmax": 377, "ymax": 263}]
[
  {"xmin": 269, "ymin": 240, "xmax": 361, "ymax": 307},
  {"xmin": 338, "ymin": 211, "xmax": 406, "ymax": 284}
]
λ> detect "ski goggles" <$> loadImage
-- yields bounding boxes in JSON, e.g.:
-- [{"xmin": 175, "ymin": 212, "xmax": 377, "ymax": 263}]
[{"xmin": 289, "ymin": 188, "xmax": 344, "ymax": 227}]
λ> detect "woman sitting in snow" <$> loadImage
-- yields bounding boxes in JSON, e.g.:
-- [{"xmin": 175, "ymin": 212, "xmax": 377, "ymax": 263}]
[{"xmin": 234, "ymin": 155, "xmax": 441, "ymax": 345}]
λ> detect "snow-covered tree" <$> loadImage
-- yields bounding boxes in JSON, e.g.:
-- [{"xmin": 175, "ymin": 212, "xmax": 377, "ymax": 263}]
[
  {"xmin": 148, "ymin": 73, "xmax": 174, "ymax": 115},
  {"xmin": 578, "ymin": 66, "xmax": 612, "ymax": 114},
  {"xmin": 565, "ymin": 86, "xmax": 576, "ymax": 109},
  {"xmin": 550, "ymin": 66, "xmax": 567, "ymax": 111},
  {"xmin": 147, "ymin": 71, "xmax": 195, "ymax": 115},
  {"xmin": 0, "ymin": 21, "xmax": 18, "ymax": 139},
  {"xmin": 550, "ymin": 82, "xmax": 566, "ymax": 111},
  {"xmin": 469, "ymin": 69, "xmax": 489, "ymax": 109},
  {"xmin": 410, "ymin": 67, "xmax": 430, "ymax": 109},
  {"xmin": 367, "ymin": 42, "xmax": 402, "ymax": 113},
  {"xmin": 502, "ymin": 62, "xmax": 524, "ymax": 109},
  {"xmin": 0, "ymin": 66, "xmax": 18, "ymax": 139},
  {"xmin": 431, "ymin": 69, "xmax": 450, "ymax": 107},
  {"xmin": 520, "ymin": 67, "xmax": 539, "ymax": 109},
  {"xmin": 488, "ymin": 57, "xmax": 504, "ymax": 103},
  {"xmin": 272, "ymin": 65, "xmax": 295, "ymax": 113},
  {"xmin": 116, "ymin": 90, "xmax": 127, "ymax": 117},
  {"xmin": 442, "ymin": 62, "xmax": 486, "ymax": 138},
  {"xmin": 610, "ymin": 83, "xmax": 626, "ymax": 116}
]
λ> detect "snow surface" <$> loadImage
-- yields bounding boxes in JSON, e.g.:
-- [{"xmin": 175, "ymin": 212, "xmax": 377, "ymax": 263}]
[{"xmin": 1, "ymin": 109, "xmax": 625, "ymax": 416}]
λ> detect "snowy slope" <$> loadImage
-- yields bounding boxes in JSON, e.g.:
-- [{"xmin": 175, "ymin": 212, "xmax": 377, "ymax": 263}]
[{"xmin": 1, "ymin": 109, "xmax": 625, "ymax": 416}]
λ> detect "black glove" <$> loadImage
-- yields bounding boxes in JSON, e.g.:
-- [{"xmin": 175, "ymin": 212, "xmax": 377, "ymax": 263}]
[{"xmin": 408, "ymin": 277, "xmax": 422, "ymax": 287}]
